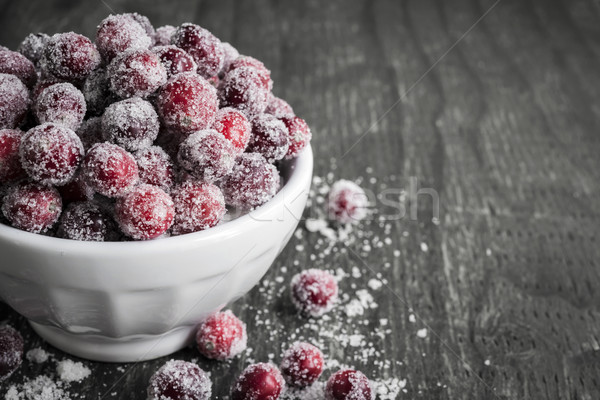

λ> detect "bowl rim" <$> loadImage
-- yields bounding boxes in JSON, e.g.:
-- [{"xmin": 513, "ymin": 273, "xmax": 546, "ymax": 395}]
[{"xmin": 0, "ymin": 145, "xmax": 313, "ymax": 255}]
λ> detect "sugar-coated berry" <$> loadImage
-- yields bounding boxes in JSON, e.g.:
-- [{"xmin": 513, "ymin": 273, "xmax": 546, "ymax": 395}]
[
  {"xmin": 228, "ymin": 56, "xmax": 272, "ymax": 91},
  {"xmin": 196, "ymin": 310, "xmax": 247, "ymax": 360},
  {"xmin": 172, "ymin": 23, "xmax": 224, "ymax": 79},
  {"xmin": 57, "ymin": 201, "xmax": 116, "ymax": 241},
  {"xmin": 247, "ymin": 114, "xmax": 289, "ymax": 163},
  {"xmin": 101, "ymin": 97, "xmax": 159, "ymax": 151},
  {"xmin": 124, "ymin": 13, "xmax": 155, "ymax": 43},
  {"xmin": 57, "ymin": 171, "xmax": 94, "ymax": 204},
  {"xmin": 325, "ymin": 370, "xmax": 373, "ymax": 400},
  {"xmin": 108, "ymin": 49, "xmax": 167, "ymax": 99},
  {"xmin": 0, "ymin": 326, "xmax": 24, "ymax": 382},
  {"xmin": 147, "ymin": 360, "xmax": 212, "ymax": 400},
  {"xmin": 34, "ymin": 82, "xmax": 86, "ymax": 131},
  {"xmin": 222, "ymin": 153, "xmax": 280, "ymax": 210},
  {"xmin": 219, "ymin": 67, "xmax": 270, "ymax": 117},
  {"xmin": 20, "ymin": 123, "xmax": 84, "ymax": 185},
  {"xmin": 0, "ymin": 50, "xmax": 37, "ymax": 88},
  {"xmin": 178, "ymin": 129, "xmax": 236, "ymax": 182},
  {"xmin": 290, "ymin": 269, "xmax": 338, "ymax": 317},
  {"xmin": 83, "ymin": 67, "xmax": 118, "ymax": 116},
  {"xmin": 115, "ymin": 184, "xmax": 174, "ymax": 240},
  {"xmin": 280, "ymin": 116, "xmax": 311, "ymax": 159},
  {"xmin": 154, "ymin": 25, "xmax": 176, "ymax": 46},
  {"xmin": 153, "ymin": 45, "xmax": 198, "ymax": 78},
  {"xmin": 327, "ymin": 180, "xmax": 368, "ymax": 224},
  {"xmin": 1, "ymin": 182, "xmax": 62, "ymax": 233},
  {"xmin": 156, "ymin": 72, "xmax": 218, "ymax": 134},
  {"xmin": 171, "ymin": 180, "xmax": 225, "ymax": 235},
  {"xmin": 96, "ymin": 14, "xmax": 152, "ymax": 62},
  {"xmin": 0, "ymin": 74, "xmax": 30, "ymax": 129},
  {"xmin": 280, "ymin": 342, "xmax": 324, "ymax": 387},
  {"xmin": 81, "ymin": 142, "xmax": 139, "ymax": 198},
  {"xmin": 18, "ymin": 33, "xmax": 50, "ymax": 65},
  {"xmin": 0, "ymin": 129, "xmax": 26, "ymax": 183},
  {"xmin": 134, "ymin": 146, "xmax": 174, "ymax": 191},
  {"xmin": 76, "ymin": 117, "xmax": 103, "ymax": 151},
  {"xmin": 231, "ymin": 363, "xmax": 285, "ymax": 400},
  {"xmin": 219, "ymin": 42, "xmax": 239, "ymax": 76},
  {"xmin": 212, "ymin": 107, "xmax": 251, "ymax": 154},
  {"xmin": 41, "ymin": 32, "xmax": 101, "ymax": 82},
  {"xmin": 265, "ymin": 95, "xmax": 294, "ymax": 119}
]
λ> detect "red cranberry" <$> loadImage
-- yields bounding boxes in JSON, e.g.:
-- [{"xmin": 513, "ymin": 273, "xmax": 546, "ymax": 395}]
[
  {"xmin": 178, "ymin": 129, "xmax": 236, "ymax": 182},
  {"xmin": 280, "ymin": 342, "xmax": 324, "ymax": 387},
  {"xmin": 153, "ymin": 45, "xmax": 198, "ymax": 78},
  {"xmin": 0, "ymin": 326, "xmax": 24, "ymax": 382},
  {"xmin": 290, "ymin": 269, "xmax": 338, "ymax": 317},
  {"xmin": 108, "ymin": 49, "xmax": 167, "ymax": 99},
  {"xmin": 81, "ymin": 142, "xmax": 139, "ymax": 198},
  {"xmin": 32, "ymin": 78, "xmax": 61, "ymax": 103},
  {"xmin": 147, "ymin": 360, "xmax": 212, "ymax": 400},
  {"xmin": 115, "ymin": 184, "xmax": 174, "ymax": 240},
  {"xmin": 124, "ymin": 13, "xmax": 155, "ymax": 43},
  {"xmin": 83, "ymin": 67, "xmax": 118, "ymax": 116},
  {"xmin": 41, "ymin": 32, "xmax": 101, "ymax": 82},
  {"xmin": 20, "ymin": 123, "xmax": 84, "ymax": 185},
  {"xmin": 57, "ymin": 201, "xmax": 116, "ymax": 241},
  {"xmin": 327, "ymin": 180, "xmax": 368, "ymax": 224},
  {"xmin": 222, "ymin": 153, "xmax": 280, "ymax": 210},
  {"xmin": 0, "ymin": 73, "xmax": 30, "ymax": 129},
  {"xmin": 34, "ymin": 83, "xmax": 86, "ymax": 131},
  {"xmin": 247, "ymin": 114, "xmax": 289, "ymax": 163},
  {"xmin": 154, "ymin": 25, "xmax": 176, "ymax": 46},
  {"xmin": 196, "ymin": 310, "xmax": 247, "ymax": 360},
  {"xmin": 171, "ymin": 180, "xmax": 225, "ymax": 235},
  {"xmin": 325, "ymin": 370, "xmax": 373, "ymax": 400},
  {"xmin": 18, "ymin": 33, "xmax": 50, "ymax": 65},
  {"xmin": 219, "ymin": 67, "xmax": 270, "ymax": 117},
  {"xmin": 101, "ymin": 97, "xmax": 160, "ymax": 151},
  {"xmin": 231, "ymin": 363, "xmax": 285, "ymax": 400},
  {"xmin": 0, "ymin": 50, "xmax": 37, "ymax": 88},
  {"xmin": 96, "ymin": 14, "xmax": 152, "ymax": 62},
  {"xmin": 1, "ymin": 182, "xmax": 62, "ymax": 233},
  {"xmin": 212, "ymin": 107, "xmax": 251, "ymax": 154},
  {"xmin": 57, "ymin": 171, "xmax": 94, "ymax": 204},
  {"xmin": 280, "ymin": 116, "xmax": 311, "ymax": 159},
  {"xmin": 219, "ymin": 42, "xmax": 239, "ymax": 76},
  {"xmin": 156, "ymin": 72, "xmax": 218, "ymax": 134},
  {"xmin": 172, "ymin": 23, "xmax": 224, "ymax": 79},
  {"xmin": 76, "ymin": 117, "xmax": 103, "ymax": 151},
  {"xmin": 0, "ymin": 129, "xmax": 26, "ymax": 183},
  {"xmin": 134, "ymin": 146, "xmax": 174, "ymax": 191},
  {"xmin": 228, "ymin": 56, "xmax": 272, "ymax": 91},
  {"xmin": 265, "ymin": 95, "xmax": 294, "ymax": 119}
]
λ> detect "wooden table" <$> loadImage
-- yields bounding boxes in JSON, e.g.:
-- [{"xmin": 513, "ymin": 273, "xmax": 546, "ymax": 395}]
[{"xmin": 1, "ymin": 0, "xmax": 600, "ymax": 398}]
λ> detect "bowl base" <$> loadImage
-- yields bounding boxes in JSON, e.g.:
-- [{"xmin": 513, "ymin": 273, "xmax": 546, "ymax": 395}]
[{"xmin": 30, "ymin": 321, "xmax": 194, "ymax": 362}]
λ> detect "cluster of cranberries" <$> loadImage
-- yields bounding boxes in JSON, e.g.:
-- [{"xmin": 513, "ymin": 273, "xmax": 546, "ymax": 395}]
[{"xmin": 0, "ymin": 13, "xmax": 312, "ymax": 241}]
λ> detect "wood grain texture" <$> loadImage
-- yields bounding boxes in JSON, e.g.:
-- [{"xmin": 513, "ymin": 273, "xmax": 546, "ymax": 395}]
[{"xmin": 1, "ymin": 0, "xmax": 600, "ymax": 398}]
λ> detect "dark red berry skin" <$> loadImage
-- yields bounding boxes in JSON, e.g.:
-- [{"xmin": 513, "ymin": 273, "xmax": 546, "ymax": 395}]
[
  {"xmin": 1, "ymin": 182, "xmax": 62, "ymax": 234},
  {"xmin": 153, "ymin": 45, "xmax": 197, "ymax": 78},
  {"xmin": 219, "ymin": 67, "xmax": 270, "ymax": 117},
  {"xmin": 171, "ymin": 180, "xmax": 225, "ymax": 235},
  {"xmin": 101, "ymin": 97, "xmax": 160, "ymax": 151},
  {"xmin": 325, "ymin": 370, "xmax": 373, "ymax": 400},
  {"xmin": 96, "ymin": 14, "xmax": 152, "ymax": 62},
  {"xmin": 34, "ymin": 83, "xmax": 87, "ymax": 131},
  {"xmin": 228, "ymin": 56, "xmax": 272, "ymax": 91},
  {"xmin": 42, "ymin": 32, "xmax": 101, "ymax": 82},
  {"xmin": 115, "ymin": 184, "xmax": 174, "ymax": 240},
  {"xmin": 134, "ymin": 146, "xmax": 174, "ymax": 191},
  {"xmin": 196, "ymin": 310, "xmax": 247, "ymax": 360},
  {"xmin": 247, "ymin": 114, "xmax": 290, "ymax": 163},
  {"xmin": 0, "ymin": 129, "xmax": 26, "ymax": 183},
  {"xmin": 231, "ymin": 363, "xmax": 285, "ymax": 400},
  {"xmin": 57, "ymin": 201, "xmax": 115, "ymax": 242},
  {"xmin": 0, "ymin": 73, "xmax": 30, "ymax": 129},
  {"xmin": 109, "ymin": 49, "xmax": 167, "ymax": 99},
  {"xmin": 222, "ymin": 153, "xmax": 280, "ymax": 210},
  {"xmin": 291, "ymin": 269, "xmax": 339, "ymax": 317},
  {"xmin": 0, "ymin": 326, "xmax": 24, "ymax": 382},
  {"xmin": 0, "ymin": 50, "xmax": 37, "ymax": 88},
  {"xmin": 172, "ymin": 23, "xmax": 224, "ymax": 78},
  {"xmin": 265, "ymin": 95, "xmax": 294, "ymax": 119},
  {"xmin": 280, "ymin": 116, "xmax": 311, "ymax": 159},
  {"xmin": 147, "ymin": 360, "xmax": 212, "ymax": 400},
  {"xmin": 280, "ymin": 342, "xmax": 324, "ymax": 387},
  {"xmin": 81, "ymin": 142, "xmax": 139, "ymax": 198},
  {"xmin": 57, "ymin": 172, "xmax": 94, "ymax": 204}
]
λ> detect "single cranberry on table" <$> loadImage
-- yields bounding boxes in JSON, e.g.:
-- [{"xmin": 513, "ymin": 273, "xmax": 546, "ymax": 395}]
[
  {"xmin": 0, "ymin": 50, "xmax": 37, "ymax": 88},
  {"xmin": 115, "ymin": 184, "xmax": 174, "ymax": 240},
  {"xmin": 327, "ymin": 180, "xmax": 368, "ymax": 224},
  {"xmin": 96, "ymin": 14, "xmax": 152, "ymax": 62},
  {"xmin": 171, "ymin": 180, "xmax": 225, "ymax": 236},
  {"xmin": 147, "ymin": 359, "xmax": 212, "ymax": 400},
  {"xmin": 0, "ymin": 73, "xmax": 30, "ymax": 129},
  {"xmin": 81, "ymin": 142, "xmax": 139, "ymax": 198},
  {"xmin": 290, "ymin": 269, "xmax": 339, "ymax": 317},
  {"xmin": 279, "ymin": 116, "xmax": 311, "ymax": 159},
  {"xmin": 34, "ymin": 82, "xmax": 86, "ymax": 131},
  {"xmin": 153, "ymin": 45, "xmax": 198, "ymax": 78},
  {"xmin": 134, "ymin": 146, "xmax": 174, "ymax": 191},
  {"xmin": 17, "ymin": 32, "xmax": 50, "ymax": 65},
  {"xmin": 57, "ymin": 201, "xmax": 116, "ymax": 242},
  {"xmin": 0, "ymin": 129, "xmax": 26, "ymax": 183},
  {"xmin": 41, "ymin": 32, "xmax": 101, "ymax": 82},
  {"xmin": 222, "ymin": 153, "xmax": 280, "ymax": 210},
  {"xmin": 0, "ymin": 326, "xmax": 24, "ymax": 382},
  {"xmin": 231, "ymin": 363, "xmax": 285, "ymax": 400},
  {"xmin": 211, "ymin": 107, "xmax": 251, "ymax": 154},
  {"xmin": 227, "ymin": 56, "xmax": 272, "ymax": 91},
  {"xmin": 172, "ymin": 23, "xmax": 224, "ymax": 79},
  {"xmin": 101, "ymin": 97, "xmax": 160, "ymax": 151},
  {"xmin": 196, "ymin": 310, "xmax": 247, "ymax": 360},
  {"xmin": 247, "ymin": 113, "xmax": 290, "ymax": 163},
  {"xmin": 280, "ymin": 342, "xmax": 324, "ymax": 387},
  {"xmin": 219, "ymin": 66, "xmax": 270, "ymax": 117},
  {"xmin": 177, "ymin": 129, "xmax": 236, "ymax": 183},
  {"xmin": 154, "ymin": 25, "xmax": 176, "ymax": 46},
  {"xmin": 108, "ymin": 49, "xmax": 167, "ymax": 99},
  {"xmin": 1, "ymin": 182, "xmax": 62, "ymax": 234},
  {"xmin": 325, "ymin": 369, "xmax": 373, "ymax": 400},
  {"xmin": 265, "ymin": 95, "xmax": 294, "ymax": 119}
]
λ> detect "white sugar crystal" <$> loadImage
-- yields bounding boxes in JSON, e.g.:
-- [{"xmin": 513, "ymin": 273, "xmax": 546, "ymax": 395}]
[
  {"xmin": 26, "ymin": 348, "xmax": 49, "ymax": 364},
  {"xmin": 56, "ymin": 359, "xmax": 91, "ymax": 383},
  {"xmin": 417, "ymin": 328, "xmax": 428, "ymax": 338}
]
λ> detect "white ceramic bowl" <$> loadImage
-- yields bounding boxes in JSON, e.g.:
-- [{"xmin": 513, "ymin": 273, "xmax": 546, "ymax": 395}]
[{"xmin": 0, "ymin": 146, "xmax": 312, "ymax": 362}]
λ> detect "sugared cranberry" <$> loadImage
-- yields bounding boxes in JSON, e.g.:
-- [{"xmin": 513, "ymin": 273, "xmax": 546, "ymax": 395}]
[
  {"xmin": 171, "ymin": 180, "xmax": 225, "ymax": 235},
  {"xmin": 124, "ymin": 13, "xmax": 155, "ymax": 43},
  {"xmin": 83, "ymin": 67, "xmax": 118, "ymax": 116},
  {"xmin": 31, "ymin": 78, "xmax": 61, "ymax": 103},
  {"xmin": 101, "ymin": 97, "xmax": 159, "ymax": 151},
  {"xmin": 196, "ymin": 310, "xmax": 247, "ymax": 360},
  {"xmin": 178, "ymin": 129, "xmax": 236, "ymax": 182},
  {"xmin": 231, "ymin": 363, "xmax": 285, "ymax": 400},
  {"xmin": 156, "ymin": 72, "xmax": 218, "ymax": 134},
  {"xmin": 134, "ymin": 146, "xmax": 174, "ymax": 191},
  {"xmin": 265, "ymin": 95, "xmax": 294, "ymax": 119},
  {"xmin": 81, "ymin": 142, "xmax": 139, "ymax": 198},
  {"xmin": 57, "ymin": 201, "xmax": 116, "ymax": 241},
  {"xmin": 290, "ymin": 269, "xmax": 338, "ymax": 317},
  {"xmin": 0, "ymin": 50, "xmax": 37, "ymax": 88},
  {"xmin": 0, "ymin": 326, "xmax": 24, "ymax": 382},
  {"xmin": 96, "ymin": 14, "xmax": 152, "ymax": 62},
  {"xmin": 0, "ymin": 129, "xmax": 26, "ymax": 183},
  {"xmin": 247, "ymin": 114, "xmax": 289, "ymax": 163},
  {"xmin": 219, "ymin": 42, "xmax": 239, "ymax": 76},
  {"xmin": 172, "ymin": 23, "xmax": 224, "ymax": 79},
  {"xmin": 212, "ymin": 107, "xmax": 251, "ymax": 154},
  {"xmin": 280, "ymin": 342, "xmax": 324, "ymax": 387},
  {"xmin": 0, "ymin": 74, "xmax": 30, "ymax": 129},
  {"xmin": 76, "ymin": 117, "xmax": 103, "ymax": 151},
  {"xmin": 41, "ymin": 32, "xmax": 101, "ymax": 82},
  {"xmin": 1, "ymin": 182, "xmax": 62, "ymax": 233},
  {"xmin": 18, "ymin": 33, "xmax": 50, "ymax": 65},
  {"xmin": 325, "ymin": 370, "xmax": 373, "ymax": 400},
  {"xmin": 327, "ymin": 180, "xmax": 368, "ymax": 224},
  {"xmin": 115, "ymin": 184, "xmax": 174, "ymax": 240},
  {"xmin": 147, "ymin": 360, "xmax": 212, "ymax": 400},
  {"xmin": 228, "ymin": 56, "xmax": 272, "ymax": 91},
  {"xmin": 34, "ymin": 83, "xmax": 86, "ymax": 131},
  {"xmin": 57, "ymin": 171, "xmax": 94, "ymax": 204},
  {"xmin": 154, "ymin": 25, "xmax": 176, "ymax": 46},
  {"xmin": 219, "ymin": 67, "xmax": 270, "ymax": 117},
  {"xmin": 280, "ymin": 116, "xmax": 311, "ymax": 159},
  {"xmin": 20, "ymin": 123, "xmax": 84, "ymax": 185},
  {"xmin": 153, "ymin": 45, "xmax": 198, "ymax": 78},
  {"xmin": 222, "ymin": 153, "xmax": 280, "ymax": 210},
  {"xmin": 108, "ymin": 49, "xmax": 167, "ymax": 99}
]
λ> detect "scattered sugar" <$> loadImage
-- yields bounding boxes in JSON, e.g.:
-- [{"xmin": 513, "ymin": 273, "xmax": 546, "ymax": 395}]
[
  {"xmin": 417, "ymin": 328, "xmax": 428, "ymax": 338},
  {"xmin": 420, "ymin": 242, "xmax": 428, "ymax": 252},
  {"xmin": 26, "ymin": 348, "xmax": 49, "ymax": 364},
  {"xmin": 5, "ymin": 376, "xmax": 70, "ymax": 400},
  {"xmin": 408, "ymin": 314, "xmax": 416, "ymax": 323},
  {"xmin": 368, "ymin": 279, "xmax": 383, "ymax": 290},
  {"xmin": 484, "ymin": 359, "xmax": 491, "ymax": 366},
  {"xmin": 56, "ymin": 359, "xmax": 91, "ymax": 383}
]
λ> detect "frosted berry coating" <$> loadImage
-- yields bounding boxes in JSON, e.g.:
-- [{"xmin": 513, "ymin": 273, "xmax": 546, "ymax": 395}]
[
  {"xmin": 0, "ymin": 73, "xmax": 30, "ymax": 129},
  {"xmin": 280, "ymin": 342, "xmax": 324, "ymax": 387},
  {"xmin": 247, "ymin": 113, "xmax": 289, "ymax": 163},
  {"xmin": 81, "ymin": 142, "xmax": 139, "ymax": 198},
  {"xmin": 265, "ymin": 95, "xmax": 294, "ymax": 119},
  {"xmin": 172, "ymin": 23, "xmax": 224, "ymax": 79},
  {"xmin": 219, "ymin": 42, "xmax": 239, "ymax": 76},
  {"xmin": 124, "ymin": 12, "xmax": 155, "ymax": 44},
  {"xmin": 0, "ymin": 50, "xmax": 37, "ymax": 88},
  {"xmin": 290, "ymin": 269, "xmax": 338, "ymax": 317},
  {"xmin": 147, "ymin": 359, "xmax": 212, "ymax": 400},
  {"xmin": 154, "ymin": 25, "xmax": 176, "ymax": 46},
  {"xmin": 18, "ymin": 33, "xmax": 50, "ymax": 65},
  {"xmin": 177, "ymin": 129, "xmax": 236, "ymax": 182},
  {"xmin": 211, "ymin": 107, "xmax": 251, "ymax": 154},
  {"xmin": 327, "ymin": 180, "xmax": 368, "ymax": 224},
  {"xmin": 280, "ymin": 116, "xmax": 311, "ymax": 159},
  {"xmin": 219, "ymin": 66, "xmax": 270, "ymax": 117},
  {"xmin": 195, "ymin": 310, "xmax": 247, "ymax": 360},
  {"xmin": 101, "ymin": 97, "xmax": 159, "ymax": 151},
  {"xmin": 34, "ymin": 82, "xmax": 86, "ymax": 131},
  {"xmin": 1, "ymin": 182, "xmax": 62, "ymax": 233},
  {"xmin": 108, "ymin": 49, "xmax": 167, "ymax": 99},
  {"xmin": 153, "ymin": 45, "xmax": 198, "ymax": 78},
  {"xmin": 57, "ymin": 201, "xmax": 116, "ymax": 242},
  {"xmin": 231, "ymin": 363, "xmax": 285, "ymax": 400},
  {"xmin": 96, "ymin": 14, "xmax": 152, "ymax": 62},
  {"xmin": 171, "ymin": 180, "xmax": 225, "ymax": 236},
  {"xmin": 325, "ymin": 370, "xmax": 373, "ymax": 400},
  {"xmin": 115, "ymin": 184, "xmax": 174, "ymax": 240},
  {"xmin": 222, "ymin": 153, "xmax": 280, "ymax": 210},
  {"xmin": 0, "ymin": 326, "xmax": 24, "ymax": 382},
  {"xmin": 227, "ymin": 56, "xmax": 272, "ymax": 91},
  {"xmin": 134, "ymin": 146, "xmax": 174, "ymax": 191},
  {"xmin": 0, "ymin": 129, "xmax": 26, "ymax": 183},
  {"xmin": 41, "ymin": 32, "xmax": 101, "ymax": 82}
]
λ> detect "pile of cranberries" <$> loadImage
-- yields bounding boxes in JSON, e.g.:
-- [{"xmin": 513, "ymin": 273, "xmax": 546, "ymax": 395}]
[{"xmin": 0, "ymin": 13, "xmax": 312, "ymax": 241}]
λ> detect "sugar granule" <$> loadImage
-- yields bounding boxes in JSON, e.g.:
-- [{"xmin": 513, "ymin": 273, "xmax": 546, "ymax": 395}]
[
  {"xmin": 26, "ymin": 348, "xmax": 49, "ymax": 364},
  {"xmin": 417, "ymin": 328, "xmax": 428, "ymax": 338},
  {"xmin": 56, "ymin": 359, "xmax": 91, "ymax": 383}
]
